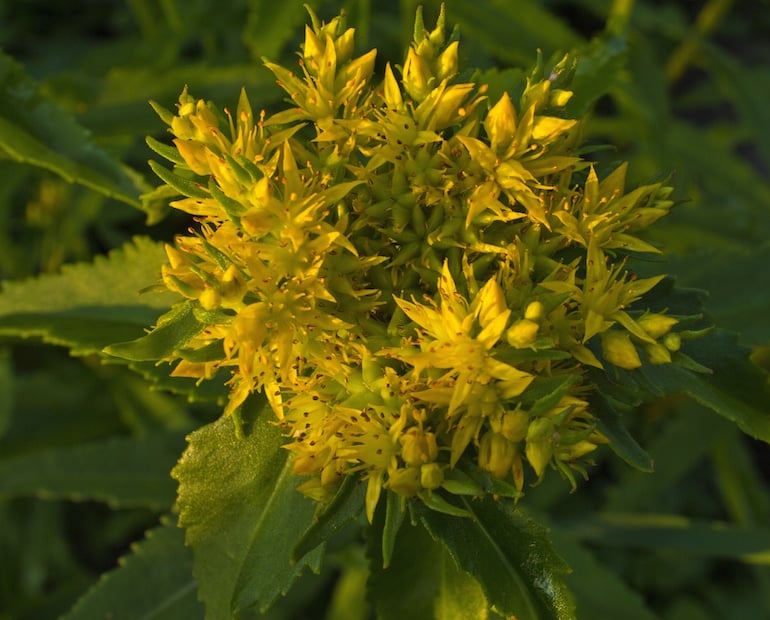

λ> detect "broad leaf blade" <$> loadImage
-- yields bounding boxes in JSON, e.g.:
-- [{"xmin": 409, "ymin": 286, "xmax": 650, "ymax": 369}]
[
  {"xmin": 368, "ymin": 516, "xmax": 488, "ymax": 620},
  {"xmin": 421, "ymin": 497, "xmax": 576, "ymax": 620},
  {"xmin": 0, "ymin": 237, "xmax": 176, "ymax": 355},
  {"xmin": 173, "ymin": 395, "xmax": 322, "ymax": 618},
  {"xmin": 0, "ymin": 431, "xmax": 184, "ymax": 509},
  {"xmin": 62, "ymin": 519, "xmax": 203, "ymax": 620}
]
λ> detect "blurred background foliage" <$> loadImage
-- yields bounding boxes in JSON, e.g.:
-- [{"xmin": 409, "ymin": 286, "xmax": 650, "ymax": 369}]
[{"xmin": 0, "ymin": 0, "xmax": 769, "ymax": 618}]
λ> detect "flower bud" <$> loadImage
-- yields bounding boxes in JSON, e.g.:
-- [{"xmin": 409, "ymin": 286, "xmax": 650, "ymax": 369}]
[
  {"xmin": 507, "ymin": 319, "xmax": 539, "ymax": 348},
  {"xmin": 199, "ymin": 286, "xmax": 220, "ymax": 310},
  {"xmin": 663, "ymin": 332, "xmax": 681, "ymax": 352},
  {"xmin": 601, "ymin": 331, "xmax": 642, "ymax": 370},
  {"xmin": 436, "ymin": 40, "xmax": 459, "ymax": 80},
  {"xmin": 500, "ymin": 408, "xmax": 529, "ymax": 443},
  {"xmin": 524, "ymin": 301, "xmax": 545, "ymax": 321},
  {"xmin": 638, "ymin": 313, "xmax": 678, "ymax": 339},
  {"xmin": 525, "ymin": 439, "xmax": 553, "ymax": 477},
  {"xmin": 402, "ymin": 47, "xmax": 431, "ymax": 102},
  {"xmin": 479, "ymin": 432, "xmax": 516, "ymax": 479},
  {"xmin": 420, "ymin": 463, "xmax": 444, "ymax": 490},
  {"xmin": 484, "ymin": 92, "xmax": 517, "ymax": 149},
  {"xmin": 400, "ymin": 427, "xmax": 439, "ymax": 465},
  {"xmin": 387, "ymin": 466, "xmax": 421, "ymax": 496},
  {"xmin": 645, "ymin": 342, "xmax": 671, "ymax": 365}
]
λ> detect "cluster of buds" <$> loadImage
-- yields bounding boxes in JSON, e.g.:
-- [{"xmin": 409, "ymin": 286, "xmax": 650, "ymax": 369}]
[{"xmin": 147, "ymin": 6, "xmax": 679, "ymax": 520}]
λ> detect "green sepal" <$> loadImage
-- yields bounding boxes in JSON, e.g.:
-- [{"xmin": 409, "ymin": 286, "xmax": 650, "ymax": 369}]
[
  {"xmin": 148, "ymin": 160, "xmax": 209, "ymax": 199},
  {"xmin": 146, "ymin": 135, "xmax": 186, "ymax": 165}
]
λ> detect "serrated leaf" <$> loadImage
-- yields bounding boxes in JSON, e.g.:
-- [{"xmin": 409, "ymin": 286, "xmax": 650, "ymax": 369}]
[
  {"xmin": 62, "ymin": 519, "xmax": 203, "ymax": 620},
  {"xmin": 0, "ymin": 431, "xmax": 184, "ymax": 509},
  {"xmin": 0, "ymin": 237, "xmax": 177, "ymax": 355},
  {"xmin": 368, "ymin": 517, "xmax": 488, "ymax": 620},
  {"xmin": 0, "ymin": 51, "xmax": 142, "ymax": 207},
  {"xmin": 173, "ymin": 395, "xmax": 322, "ymax": 618},
  {"xmin": 640, "ymin": 331, "xmax": 770, "ymax": 443},
  {"xmin": 421, "ymin": 497, "xmax": 576, "ymax": 620}
]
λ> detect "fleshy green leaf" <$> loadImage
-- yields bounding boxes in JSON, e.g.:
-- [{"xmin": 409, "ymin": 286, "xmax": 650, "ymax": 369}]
[
  {"xmin": 0, "ymin": 431, "xmax": 185, "ymax": 509},
  {"xmin": 421, "ymin": 497, "xmax": 576, "ymax": 620},
  {"xmin": 368, "ymin": 516, "xmax": 489, "ymax": 620},
  {"xmin": 62, "ymin": 518, "xmax": 203, "ymax": 620},
  {"xmin": 172, "ymin": 395, "xmax": 322, "ymax": 618},
  {"xmin": 0, "ymin": 51, "xmax": 143, "ymax": 207},
  {"xmin": 0, "ymin": 237, "xmax": 177, "ymax": 355},
  {"xmin": 593, "ymin": 394, "xmax": 654, "ymax": 473},
  {"xmin": 0, "ymin": 348, "xmax": 11, "ymax": 440}
]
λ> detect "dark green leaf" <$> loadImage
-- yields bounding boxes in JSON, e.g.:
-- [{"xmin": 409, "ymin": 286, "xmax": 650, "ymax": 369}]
[
  {"xmin": 421, "ymin": 498, "xmax": 576, "ymax": 620},
  {"xmin": 173, "ymin": 395, "xmax": 322, "ymax": 618},
  {"xmin": 561, "ymin": 512, "xmax": 770, "ymax": 564},
  {"xmin": 594, "ymin": 394, "xmax": 654, "ymax": 473},
  {"xmin": 0, "ymin": 52, "xmax": 142, "ymax": 207},
  {"xmin": 292, "ymin": 474, "xmax": 366, "ymax": 562},
  {"xmin": 640, "ymin": 331, "xmax": 770, "ymax": 443},
  {"xmin": 368, "ymin": 517, "xmax": 488, "ymax": 620},
  {"xmin": 62, "ymin": 519, "xmax": 203, "ymax": 620},
  {"xmin": 0, "ymin": 431, "xmax": 184, "ymax": 509},
  {"xmin": 550, "ymin": 531, "xmax": 660, "ymax": 620}
]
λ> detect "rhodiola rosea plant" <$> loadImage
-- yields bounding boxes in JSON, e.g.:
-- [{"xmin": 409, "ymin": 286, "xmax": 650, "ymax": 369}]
[{"xmin": 1, "ymin": 2, "xmax": 770, "ymax": 619}]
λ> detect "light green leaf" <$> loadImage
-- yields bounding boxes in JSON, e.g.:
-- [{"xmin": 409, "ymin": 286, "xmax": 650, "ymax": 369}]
[
  {"xmin": 62, "ymin": 518, "xmax": 203, "ymax": 620},
  {"xmin": 172, "ymin": 395, "xmax": 322, "ymax": 619},
  {"xmin": 0, "ymin": 52, "xmax": 142, "ymax": 207},
  {"xmin": 0, "ymin": 237, "xmax": 176, "ymax": 355},
  {"xmin": 368, "ymin": 518, "xmax": 488, "ymax": 620},
  {"xmin": 421, "ymin": 497, "xmax": 576, "ymax": 620},
  {"xmin": 0, "ymin": 431, "xmax": 184, "ymax": 509}
]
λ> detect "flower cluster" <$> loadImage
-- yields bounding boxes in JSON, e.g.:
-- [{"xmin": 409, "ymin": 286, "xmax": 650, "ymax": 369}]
[{"xmin": 148, "ymin": 6, "xmax": 679, "ymax": 520}]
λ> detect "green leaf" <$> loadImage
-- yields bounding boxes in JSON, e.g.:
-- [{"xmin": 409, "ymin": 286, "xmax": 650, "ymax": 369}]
[
  {"xmin": 561, "ymin": 512, "xmax": 770, "ymax": 565},
  {"xmin": 640, "ymin": 331, "xmax": 770, "ymax": 443},
  {"xmin": 292, "ymin": 474, "xmax": 366, "ymax": 562},
  {"xmin": 368, "ymin": 517, "xmax": 489, "ymax": 620},
  {"xmin": 0, "ymin": 237, "xmax": 176, "ymax": 355},
  {"xmin": 550, "ymin": 530, "xmax": 661, "ymax": 620},
  {"xmin": 243, "ymin": 0, "xmax": 310, "ymax": 60},
  {"xmin": 105, "ymin": 301, "xmax": 204, "ymax": 362},
  {"xmin": 0, "ymin": 347, "xmax": 11, "ymax": 440},
  {"xmin": 421, "ymin": 497, "xmax": 576, "ymax": 620},
  {"xmin": 172, "ymin": 395, "xmax": 322, "ymax": 618},
  {"xmin": 593, "ymin": 394, "xmax": 654, "ymax": 473},
  {"xmin": 0, "ymin": 431, "xmax": 184, "ymax": 509},
  {"xmin": 62, "ymin": 518, "xmax": 203, "ymax": 620},
  {"xmin": 0, "ymin": 52, "xmax": 142, "ymax": 207}
]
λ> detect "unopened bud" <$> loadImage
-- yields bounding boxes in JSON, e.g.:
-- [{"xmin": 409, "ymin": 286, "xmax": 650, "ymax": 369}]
[
  {"xmin": 601, "ymin": 331, "xmax": 642, "ymax": 370},
  {"xmin": 387, "ymin": 466, "xmax": 421, "ymax": 496},
  {"xmin": 420, "ymin": 463, "xmax": 444, "ymax": 490},
  {"xmin": 507, "ymin": 319, "xmax": 539, "ymax": 348},
  {"xmin": 638, "ymin": 313, "xmax": 678, "ymax": 339},
  {"xmin": 479, "ymin": 432, "xmax": 516, "ymax": 479}
]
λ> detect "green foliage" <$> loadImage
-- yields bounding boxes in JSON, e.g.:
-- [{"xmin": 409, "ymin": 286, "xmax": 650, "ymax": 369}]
[{"xmin": 1, "ymin": 1, "xmax": 769, "ymax": 619}]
